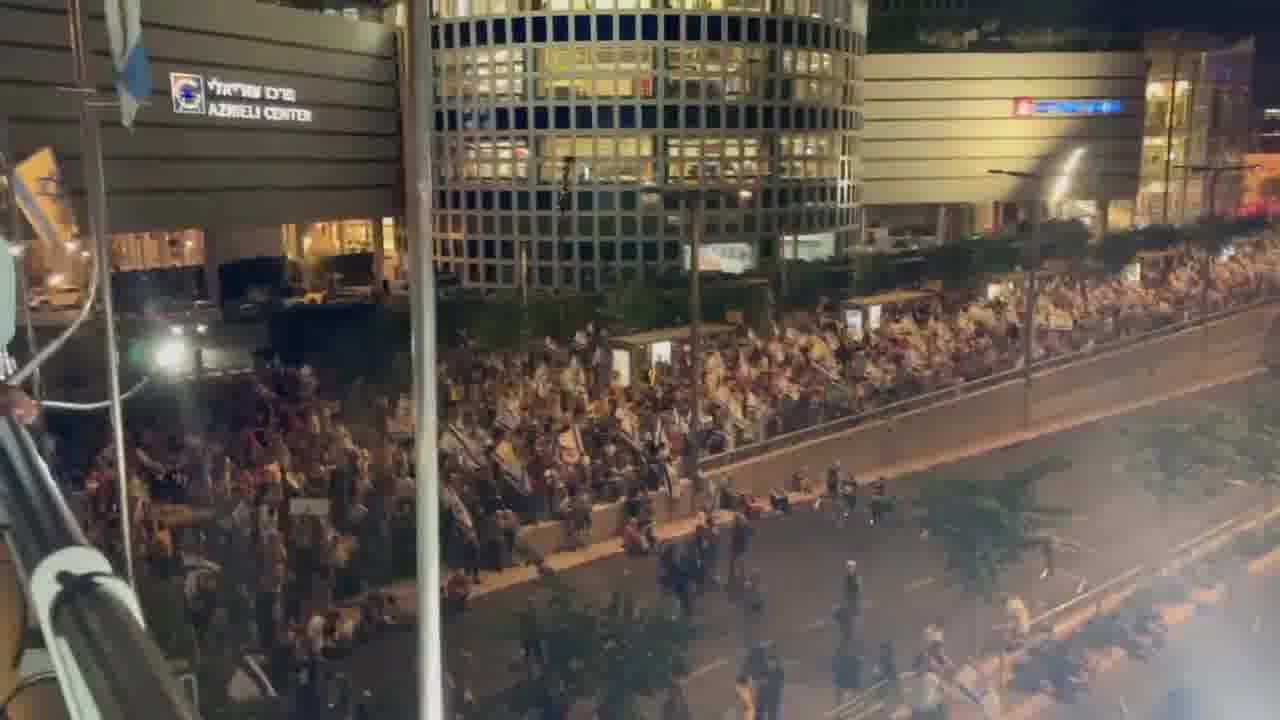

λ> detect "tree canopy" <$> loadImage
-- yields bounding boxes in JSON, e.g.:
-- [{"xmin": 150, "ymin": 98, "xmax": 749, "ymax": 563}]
[
  {"xmin": 1121, "ymin": 407, "xmax": 1241, "ymax": 515},
  {"xmin": 1218, "ymin": 395, "xmax": 1280, "ymax": 494},
  {"xmin": 914, "ymin": 457, "xmax": 1072, "ymax": 601},
  {"xmin": 509, "ymin": 581, "xmax": 696, "ymax": 720}
]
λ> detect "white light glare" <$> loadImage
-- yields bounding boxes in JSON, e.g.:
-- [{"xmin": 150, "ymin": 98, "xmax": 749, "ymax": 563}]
[
  {"xmin": 154, "ymin": 338, "xmax": 188, "ymax": 372},
  {"xmin": 1051, "ymin": 147, "xmax": 1087, "ymax": 206}
]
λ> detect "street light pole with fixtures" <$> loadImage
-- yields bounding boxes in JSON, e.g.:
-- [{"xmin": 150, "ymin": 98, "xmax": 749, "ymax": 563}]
[
  {"xmin": 987, "ymin": 148, "xmax": 1086, "ymax": 428},
  {"xmin": 987, "ymin": 168, "xmax": 1043, "ymax": 429}
]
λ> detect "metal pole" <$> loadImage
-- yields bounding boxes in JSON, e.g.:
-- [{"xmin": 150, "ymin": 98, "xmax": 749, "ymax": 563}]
[
  {"xmin": 407, "ymin": 3, "xmax": 445, "ymax": 720},
  {"xmin": 2, "ymin": 120, "xmax": 41, "ymax": 402},
  {"xmin": 68, "ymin": 0, "xmax": 133, "ymax": 586},
  {"xmin": 1161, "ymin": 39, "xmax": 1182, "ymax": 225},
  {"xmin": 1022, "ymin": 201, "xmax": 1040, "ymax": 430},
  {"xmin": 1200, "ymin": 171, "xmax": 1219, "ymax": 371},
  {"xmin": 1179, "ymin": 52, "xmax": 1203, "ymax": 224},
  {"xmin": 778, "ymin": 232, "xmax": 788, "ymax": 303},
  {"xmin": 14, "ymin": 234, "xmax": 40, "ymax": 405},
  {"xmin": 520, "ymin": 240, "xmax": 529, "ymax": 306},
  {"xmin": 687, "ymin": 197, "xmax": 703, "ymax": 491},
  {"xmin": 0, "ymin": 416, "xmax": 194, "ymax": 720}
]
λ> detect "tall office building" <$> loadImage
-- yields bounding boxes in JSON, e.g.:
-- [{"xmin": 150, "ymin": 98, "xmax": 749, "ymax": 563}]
[
  {"xmin": 859, "ymin": 2, "xmax": 1144, "ymax": 245},
  {"xmin": 1136, "ymin": 32, "xmax": 1255, "ymax": 226},
  {"xmin": 428, "ymin": 0, "xmax": 868, "ymax": 291}
]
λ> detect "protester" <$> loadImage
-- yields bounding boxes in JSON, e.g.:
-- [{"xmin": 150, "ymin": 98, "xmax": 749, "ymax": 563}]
[{"xmin": 45, "ymin": 231, "xmax": 1280, "ymax": 717}]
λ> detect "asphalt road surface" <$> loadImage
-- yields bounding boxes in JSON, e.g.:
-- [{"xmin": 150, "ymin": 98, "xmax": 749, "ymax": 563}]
[{"xmin": 336, "ymin": 375, "xmax": 1280, "ymax": 720}]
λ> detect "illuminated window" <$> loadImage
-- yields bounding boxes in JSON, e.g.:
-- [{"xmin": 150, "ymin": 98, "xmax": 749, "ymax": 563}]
[{"xmin": 457, "ymin": 138, "xmax": 529, "ymax": 183}]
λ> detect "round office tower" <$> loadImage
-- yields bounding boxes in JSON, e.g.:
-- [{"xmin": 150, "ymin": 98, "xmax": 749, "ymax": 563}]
[{"xmin": 428, "ymin": 0, "xmax": 866, "ymax": 291}]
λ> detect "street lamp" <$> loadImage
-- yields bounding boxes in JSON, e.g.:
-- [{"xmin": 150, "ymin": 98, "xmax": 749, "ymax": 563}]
[
  {"xmin": 989, "ymin": 149, "xmax": 1089, "ymax": 427},
  {"xmin": 987, "ymin": 168, "xmax": 1044, "ymax": 429},
  {"xmin": 663, "ymin": 187, "xmax": 706, "ymax": 495}
]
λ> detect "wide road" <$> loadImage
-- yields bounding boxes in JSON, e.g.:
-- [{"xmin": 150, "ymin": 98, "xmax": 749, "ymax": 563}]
[{"xmin": 338, "ymin": 375, "xmax": 1280, "ymax": 720}]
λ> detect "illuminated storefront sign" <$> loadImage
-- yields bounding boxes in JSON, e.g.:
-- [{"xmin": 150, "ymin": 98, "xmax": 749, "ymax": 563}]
[
  {"xmin": 1013, "ymin": 98, "xmax": 1123, "ymax": 118},
  {"xmin": 683, "ymin": 242, "xmax": 755, "ymax": 275},
  {"xmin": 169, "ymin": 72, "xmax": 314, "ymax": 123},
  {"xmin": 783, "ymin": 232, "xmax": 837, "ymax": 261}
]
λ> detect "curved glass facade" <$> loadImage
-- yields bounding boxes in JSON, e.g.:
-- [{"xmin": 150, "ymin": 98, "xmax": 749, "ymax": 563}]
[{"xmin": 429, "ymin": 1, "xmax": 867, "ymax": 291}]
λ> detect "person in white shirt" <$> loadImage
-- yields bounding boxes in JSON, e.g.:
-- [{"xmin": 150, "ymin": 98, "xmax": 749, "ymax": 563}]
[{"xmin": 909, "ymin": 653, "xmax": 948, "ymax": 720}]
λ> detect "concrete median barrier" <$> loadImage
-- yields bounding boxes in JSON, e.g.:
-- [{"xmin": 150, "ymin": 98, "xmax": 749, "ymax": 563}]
[{"xmin": 516, "ymin": 303, "xmax": 1280, "ymax": 561}]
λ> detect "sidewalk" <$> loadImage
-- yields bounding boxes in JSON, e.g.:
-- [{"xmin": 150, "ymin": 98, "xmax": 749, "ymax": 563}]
[{"xmin": 374, "ymin": 365, "xmax": 1266, "ymax": 618}]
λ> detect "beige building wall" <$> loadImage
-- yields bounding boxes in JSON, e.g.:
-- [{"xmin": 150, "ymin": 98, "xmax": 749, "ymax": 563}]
[{"xmin": 862, "ymin": 52, "xmax": 1146, "ymax": 214}]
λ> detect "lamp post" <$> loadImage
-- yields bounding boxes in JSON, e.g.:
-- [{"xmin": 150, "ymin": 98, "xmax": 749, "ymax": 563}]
[
  {"xmin": 1161, "ymin": 35, "xmax": 1184, "ymax": 225},
  {"xmin": 406, "ymin": 4, "xmax": 446, "ymax": 720},
  {"xmin": 990, "ymin": 149, "xmax": 1088, "ymax": 427},
  {"xmin": 665, "ymin": 189, "xmax": 705, "ymax": 494},
  {"xmin": 988, "ymin": 169, "xmax": 1043, "ymax": 429},
  {"xmin": 1175, "ymin": 162, "xmax": 1258, "ymax": 371}
]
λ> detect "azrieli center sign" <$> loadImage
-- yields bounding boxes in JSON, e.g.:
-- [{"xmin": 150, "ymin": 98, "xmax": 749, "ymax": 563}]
[{"xmin": 169, "ymin": 72, "xmax": 314, "ymax": 123}]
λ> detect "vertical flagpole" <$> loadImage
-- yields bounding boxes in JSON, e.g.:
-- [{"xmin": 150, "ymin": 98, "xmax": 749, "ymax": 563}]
[
  {"xmin": 3, "ymin": 117, "xmax": 41, "ymax": 399},
  {"xmin": 407, "ymin": 2, "xmax": 445, "ymax": 720},
  {"xmin": 68, "ymin": 0, "xmax": 134, "ymax": 586}
]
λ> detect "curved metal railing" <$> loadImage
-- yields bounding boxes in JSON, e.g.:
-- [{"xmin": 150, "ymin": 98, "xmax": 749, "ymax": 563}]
[{"xmin": 0, "ymin": 415, "xmax": 193, "ymax": 720}]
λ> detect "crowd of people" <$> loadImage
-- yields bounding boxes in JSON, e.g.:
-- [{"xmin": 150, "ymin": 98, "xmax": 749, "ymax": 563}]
[
  {"xmin": 44, "ymin": 232, "xmax": 1280, "ymax": 717},
  {"xmin": 73, "ymin": 364, "xmax": 412, "ymax": 717},
  {"xmin": 434, "ymin": 235, "xmax": 1280, "ymax": 581}
]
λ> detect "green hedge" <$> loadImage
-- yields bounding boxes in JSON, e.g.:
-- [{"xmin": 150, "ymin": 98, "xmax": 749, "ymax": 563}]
[
  {"xmin": 269, "ymin": 279, "xmax": 774, "ymax": 374},
  {"xmin": 269, "ymin": 219, "xmax": 1274, "ymax": 380}
]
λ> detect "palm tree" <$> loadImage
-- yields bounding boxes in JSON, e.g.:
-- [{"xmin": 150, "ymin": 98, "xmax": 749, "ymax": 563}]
[
  {"xmin": 913, "ymin": 457, "xmax": 1071, "ymax": 656},
  {"xmin": 1121, "ymin": 407, "xmax": 1240, "ymax": 550}
]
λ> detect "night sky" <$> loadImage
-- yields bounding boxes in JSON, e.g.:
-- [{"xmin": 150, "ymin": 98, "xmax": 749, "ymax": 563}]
[{"xmin": 1133, "ymin": 0, "xmax": 1280, "ymax": 106}]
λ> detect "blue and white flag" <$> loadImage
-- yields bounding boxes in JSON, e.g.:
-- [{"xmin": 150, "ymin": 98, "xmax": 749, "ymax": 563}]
[{"xmin": 103, "ymin": 0, "xmax": 151, "ymax": 129}]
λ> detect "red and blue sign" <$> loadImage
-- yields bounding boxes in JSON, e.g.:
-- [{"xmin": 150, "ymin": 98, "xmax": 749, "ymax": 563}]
[{"xmin": 1013, "ymin": 98, "xmax": 1123, "ymax": 117}]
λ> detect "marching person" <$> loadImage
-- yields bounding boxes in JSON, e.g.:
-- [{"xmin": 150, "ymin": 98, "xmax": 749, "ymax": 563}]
[
  {"xmin": 729, "ymin": 511, "xmax": 754, "ymax": 587},
  {"xmin": 869, "ymin": 477, "xmax": 891, "ymax": 527},
  {"xmin": 843, "ymin": 561, "xmax": 864, "ymax": 622},
  {"xmin": 822, "ymin": 461, "xmax": 843, "ymax": 520},
  {"xmin": 839, "ymin": 478, "xmax": 859, "ymax": 527},
  {"xmin": 741, "ymin": 570, "xmax": 766, "ymax": 650},
  {"xmin": 1035, "ymin": 533, "xmax": 1083, "ymax": 580}
]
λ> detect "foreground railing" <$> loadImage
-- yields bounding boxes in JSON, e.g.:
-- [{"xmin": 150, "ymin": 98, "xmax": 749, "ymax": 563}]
[
  {"xmin": 0, "ymin": 416, "xmax": 193, "ymax": 720},
  {"xmin": 702, "ymin": 294, "xmax": 1279, "ymax": 471}
]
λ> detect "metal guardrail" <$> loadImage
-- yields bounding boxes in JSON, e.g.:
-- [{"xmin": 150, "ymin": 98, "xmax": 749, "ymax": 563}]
[
  {"xmin": 702, "ymin": 294, "xmax": 1280, "ymax": 471},
  {"xmin": 0, "ymin": 416, "xmax": 194, "ymax": 720}
]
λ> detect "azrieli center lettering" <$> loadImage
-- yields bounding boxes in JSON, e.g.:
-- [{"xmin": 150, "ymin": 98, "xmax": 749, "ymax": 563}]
[
  {"xmin": 207, "ymin": 103, "xmax": 313, "ymax": 123},
  {"xmin": 169, "ymin": 72, "xmax": 314, "ymax": 124}
]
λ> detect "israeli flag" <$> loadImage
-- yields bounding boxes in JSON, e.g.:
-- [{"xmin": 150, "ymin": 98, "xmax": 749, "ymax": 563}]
[{"xmin": 103, "ymin": 0, "xmax": 151, "ymax": 129}]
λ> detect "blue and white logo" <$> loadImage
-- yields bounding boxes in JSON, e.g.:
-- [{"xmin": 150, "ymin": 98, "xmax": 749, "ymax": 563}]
[{"xmin": 170, "ymin": 73, "xmax": 206, "ymax": 116}]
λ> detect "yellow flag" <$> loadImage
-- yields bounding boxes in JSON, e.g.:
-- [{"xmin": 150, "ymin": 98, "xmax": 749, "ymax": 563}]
[{"xmin": 13, "ymin": 148, "xmax": 78, "ymax": 247}]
